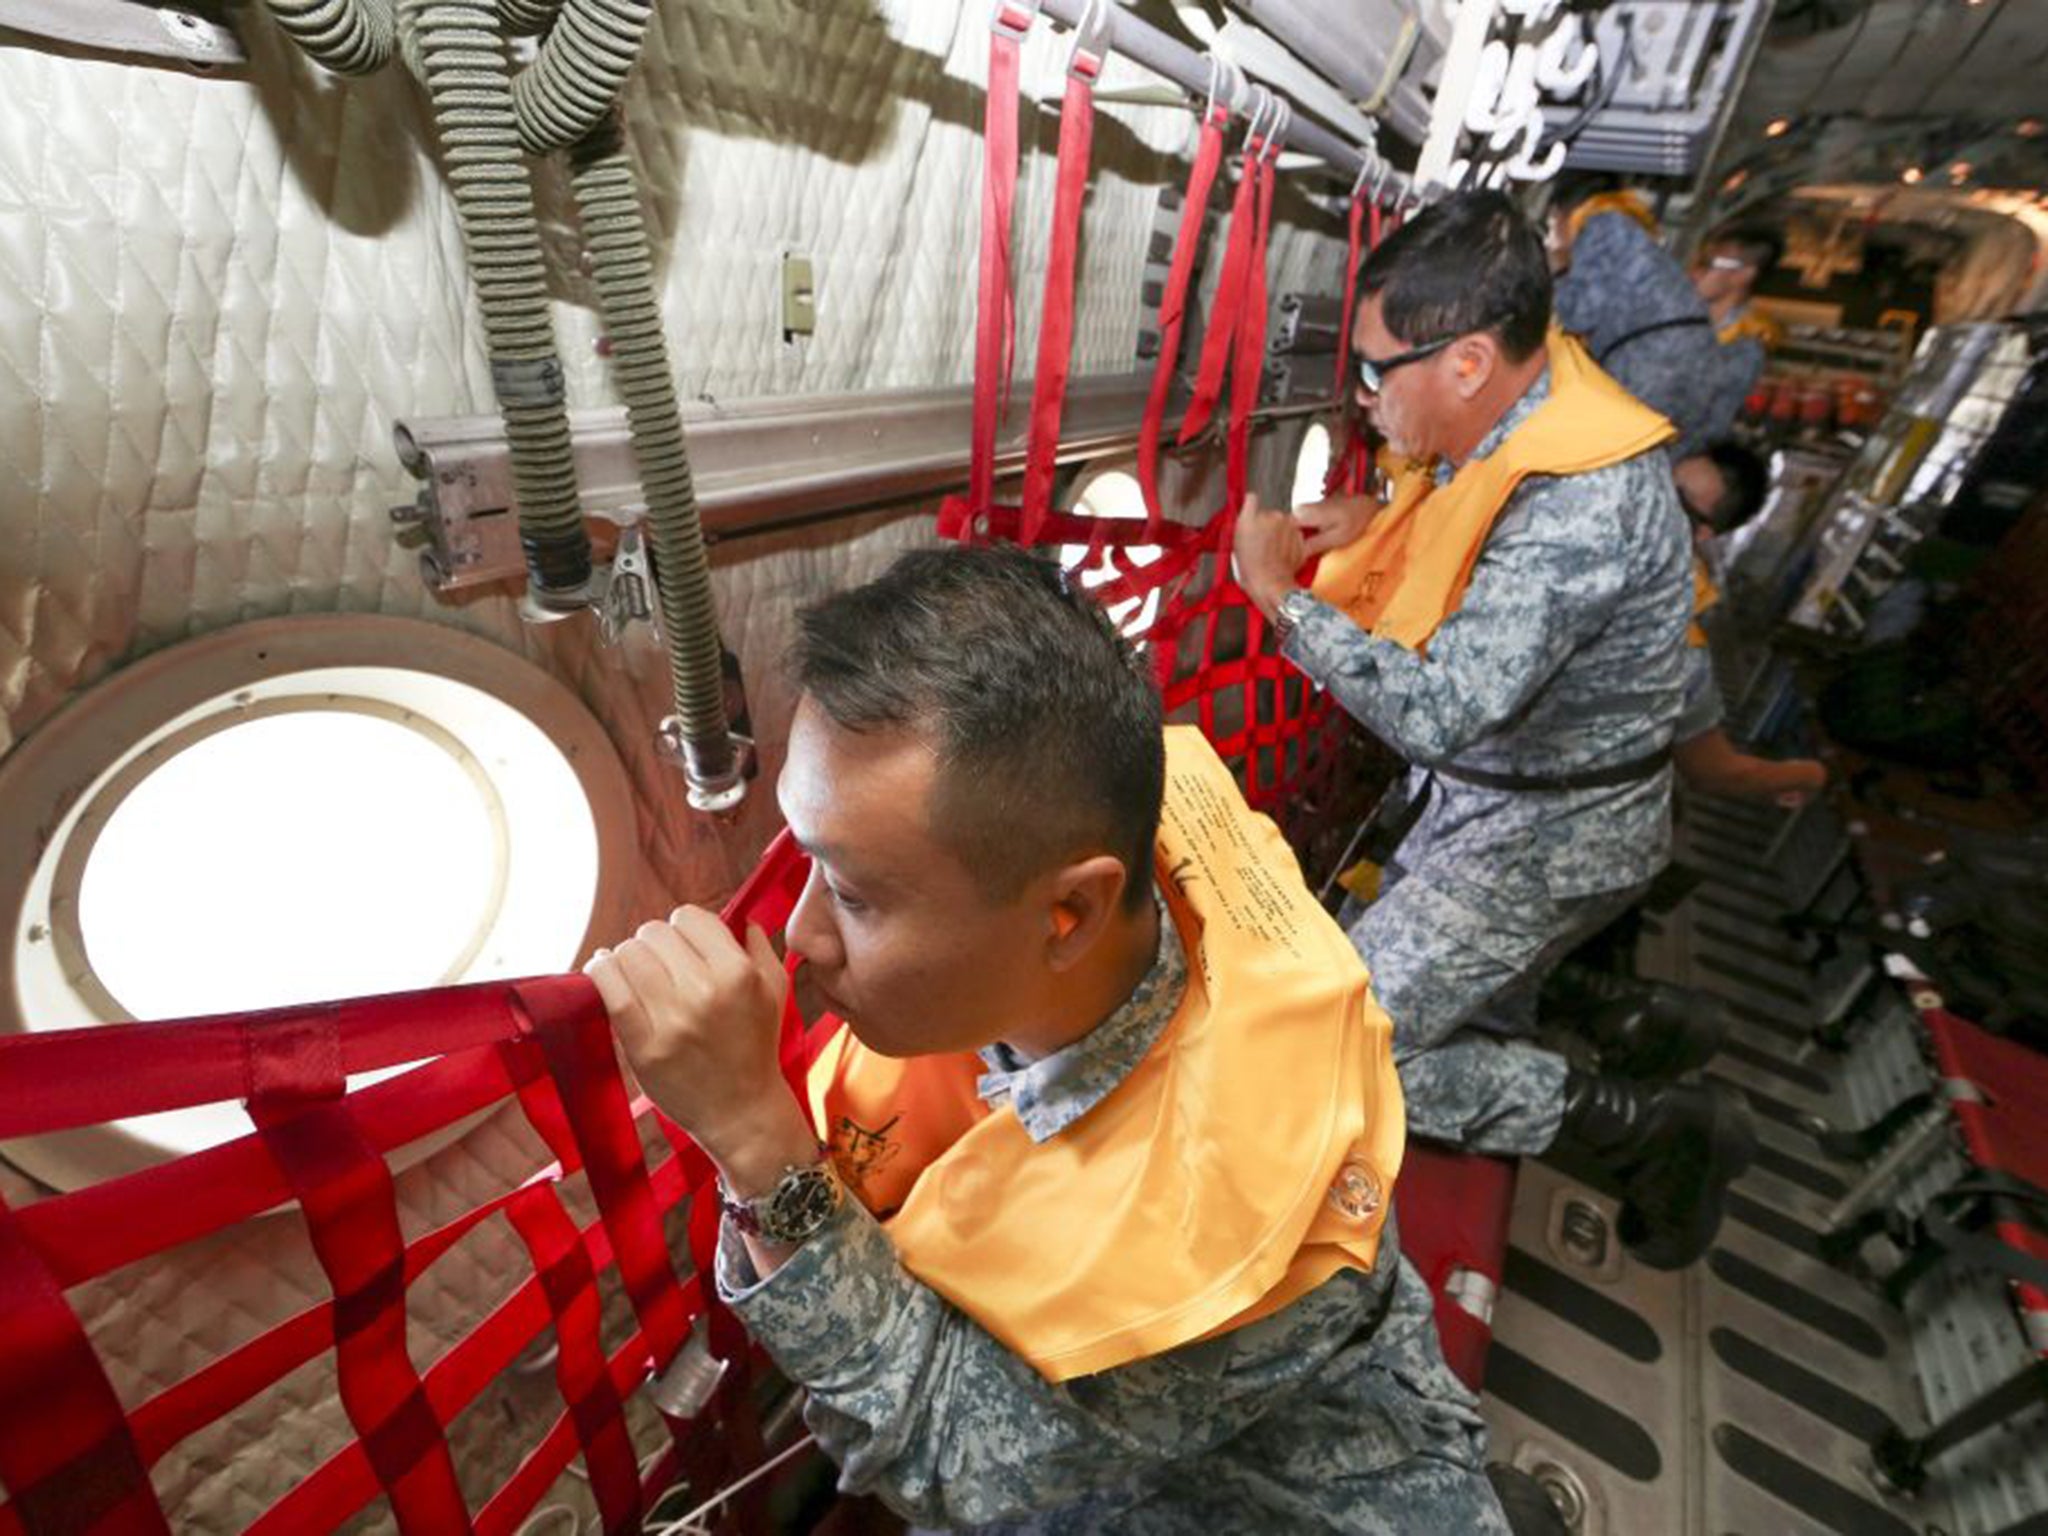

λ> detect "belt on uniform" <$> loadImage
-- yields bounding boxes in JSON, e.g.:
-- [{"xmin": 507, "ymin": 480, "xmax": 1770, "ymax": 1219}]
[
  {"xmin": 1595, "ymin": 314, "xmax": 1712, "ymax": 364},
  {"xmin": 1433, "ymin": 746, "xmax": 1673, "ymax": 794}
]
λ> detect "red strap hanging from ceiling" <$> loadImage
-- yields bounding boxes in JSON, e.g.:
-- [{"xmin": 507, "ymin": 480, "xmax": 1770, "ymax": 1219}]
[{"xmin": 1136, "ymin": 103, "xmax": 1229, "ymax": 537}]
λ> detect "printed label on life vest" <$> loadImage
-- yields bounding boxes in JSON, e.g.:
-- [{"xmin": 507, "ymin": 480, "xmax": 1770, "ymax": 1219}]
[{"xmin": 1161, "ymin": 763, "xmax": 1311, "ymax": 982}]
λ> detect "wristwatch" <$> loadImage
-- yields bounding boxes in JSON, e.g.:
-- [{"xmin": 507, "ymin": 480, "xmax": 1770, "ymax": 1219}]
[
  {"xmin": 718, "ymin": 1154, "xmax": 844, "ymax": 1245},
  {"xmin": 1270, "ymin": 587, "xmax": 1317, "ymax": 646}
]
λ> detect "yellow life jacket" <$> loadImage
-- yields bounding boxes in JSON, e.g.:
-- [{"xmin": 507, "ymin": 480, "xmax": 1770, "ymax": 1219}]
[
  {"xmin": 1717, "ymin": 306, "xmax": 1784, "ymax": 350},
  {"xmin": 805, "ymin": 727, "xmax": 1403, "ymax": 1384},
  {"xmin": 1310, "ymin": 329, "xmax": 1674, "ymax": 652},
  {"xmin": 1689, "ymin": 555, "xmax": 1719, "ymax": 648},
  {"xmin": 1565, "ymin": 189, "xmax": 1658, "ymax": 243}
]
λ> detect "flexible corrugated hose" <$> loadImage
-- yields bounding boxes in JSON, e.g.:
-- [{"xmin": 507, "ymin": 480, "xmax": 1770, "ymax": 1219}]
[
  {"xmin": 400, "ymin": 0, "xmax": 593, "ymax": 604},
  {"xmin": 259, "ymin": 0, "xmax": 395, "ymax": 75},
  {"xmin": 262, "ymin": 0, "xmax": 741, "ymax": 805},
  {"xmin": 513, "ymin": 0, "xmax": 650, "ymax": 154},
  {"xmin": 567, "ymin": 113, "xmax": 739, "ymax": 799}
]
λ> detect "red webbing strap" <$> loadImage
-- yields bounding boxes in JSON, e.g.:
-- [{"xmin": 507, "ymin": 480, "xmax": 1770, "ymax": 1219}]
[
  {"xmin": 504, "ymin": 1185, "xmax": 643, "ymax": 1535},
  {"xmin": 1017, "ymin": 67, "xmax": 1098, "ymax": 545},
  {"xmin": 1224, "ymin": 141, "xmax": 1277, "ymax": 509},
  {"xmin": 20, "ymin": 1044, "xmax": 525, "ymax": 1291},
  {"xmin": 1137, "ymin": 106, "xmax": 1228, "ymax": 534},
  {"xmin": 245, "ymin": 1148, "xmax": 711, "ymax": 1536},
  {"xmin": 969, "ymin": 11, "xmax": 1029, "ymax": 517},
  {"xmin": 1177, "ymin": 135, "xmax": 1262, "ymax": 446},
  {"xmin": 1333, "ymin": 194, "xmax": 1368, "ymax": 398},
  {"xmin": 0, "ymin": 1190, "xmax": 169, "ymax": 1536},
  {"xmin": 0, "ymin": 981, "xmax": 557, "ymax": 1139},
  {"xmin": 521, "ymin": 984, "xmax": 690, "ymax": 1375},
  {"xmin": 248, "ymin": 1019, "xmax": 474, "ymax": 1536}
]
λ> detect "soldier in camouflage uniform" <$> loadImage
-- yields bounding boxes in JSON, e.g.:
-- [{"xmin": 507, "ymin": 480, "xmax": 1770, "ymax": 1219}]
[
  {"xmin": 1235, "ymin": 192, "xmax": 1755, "ymax": 1271},
  {"xmin": 1547, "ymin": 173, "xmax": 1734, "ymax": 459},
  {"xmin": 1692, "ymin": 224, "xmax": 1787, "ymax": 447},
  {"xmin": 587, "ymin": 548, "xmax": 1516, "ymax": 1533}
]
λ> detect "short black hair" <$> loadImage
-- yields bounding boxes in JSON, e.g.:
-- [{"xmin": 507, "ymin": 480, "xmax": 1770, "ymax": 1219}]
[
  {"xmin": 1710, "ymin": 224, "xmax": 1784, "ymax": 276},
  {"xmin": 792, "ymin": 545, "xmax": 1165, "ymax": 912},
  {"xmin": 1357, "ymin": 189, "xmax": 1552, "ymax": 362},
  {"xmin": 1702, "ymin": 441, "xmax": 1771, "ymax": 533}
]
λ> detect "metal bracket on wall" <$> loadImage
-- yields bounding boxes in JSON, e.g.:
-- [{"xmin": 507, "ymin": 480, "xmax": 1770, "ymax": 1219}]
[
  {"xmin": 0, "ymin": 0, "xmax": 243, "ymax": 67},
  {"xmin": 390, "ymin": 373, "xmax": 1335, "ymax": 596}
]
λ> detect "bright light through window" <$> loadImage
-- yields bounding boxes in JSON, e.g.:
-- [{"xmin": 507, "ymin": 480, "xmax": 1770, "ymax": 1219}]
[
  {"xmin": 1292, "ymin": 422, "xmax": 1334, "ymax": 510},
  {"xmin": 80, "ymin": 712, "xmax": 501, "ymax": 1018},
  {"xmin": 1059, "ymin": 470, "xmax": 1164, "ymax": 638}
]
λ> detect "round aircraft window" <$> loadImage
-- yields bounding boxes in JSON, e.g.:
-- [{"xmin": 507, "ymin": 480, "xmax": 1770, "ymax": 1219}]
[
  {"xmin": 1, "ymin": 615, "xmax": 637, "ymax": 1187},
  {"xmin": 1059, "ymin": 467, "xmax": 1164, "ymax": 637},
  {"xmin": 1291, "ymin": 420, "xmax": 1335, "ymax": 509}
]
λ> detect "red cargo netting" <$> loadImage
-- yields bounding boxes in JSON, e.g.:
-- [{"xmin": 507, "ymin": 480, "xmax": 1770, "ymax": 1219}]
[
  {"xmin": 942, "ymin": 33, "xmax": 1393, "ymax": 854},
  {"xmin": 0, "ymin": 836, "xmax": 826, "ymax": 1536}
]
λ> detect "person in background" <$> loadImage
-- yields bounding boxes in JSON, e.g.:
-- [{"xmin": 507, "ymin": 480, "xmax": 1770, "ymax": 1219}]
[
  {"xmin": 1547, "ymin": 172, "xmax": 1732, "ymax": 458},
  {"xmin": 1693, "ymin": 225, "xmax": 1787, "ymax": 435},
  {"xmin": 1673, "ymin": 442, "xmax": 1828, "ymax": 807},
  {"xmin": 588, "ymin": 546, "xmax": 1516, "ymax": 1534},
  {"xmin": 1234, "ymin": 191, "xmax": 1754, "ymax": 1271}
]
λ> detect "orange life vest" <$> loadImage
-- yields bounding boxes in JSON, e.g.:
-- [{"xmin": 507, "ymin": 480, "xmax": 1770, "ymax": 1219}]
[
  {"xmin": 1564, "ymin": 189, "xmax": 1659, "ymax": 243},
  {"xmin": 805, "ymin": 727, "xmax": 1403, "ymax": 1383},
  {"xmin": 1689, "ymin": 555, "xmax": 1719, "ymax": 648},
  {"xmin": 1717, "ymin": 306, "xmax": 1784, "ymax": 350},
  {"xmin": 1310, "ymin": 329, "xmax": 1674, "ymax": 652}
]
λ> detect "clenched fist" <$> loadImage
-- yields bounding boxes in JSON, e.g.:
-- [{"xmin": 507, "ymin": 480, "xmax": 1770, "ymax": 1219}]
[{"xmin": 585, "ymin": 908, "xmax": 816, "ymax": 1197}]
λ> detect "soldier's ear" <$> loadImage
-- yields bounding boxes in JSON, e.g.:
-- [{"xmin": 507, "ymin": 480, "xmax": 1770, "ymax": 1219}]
[{"xmin": 1448, "ymin": 334, "xmax": 1496, "ymax": 400}]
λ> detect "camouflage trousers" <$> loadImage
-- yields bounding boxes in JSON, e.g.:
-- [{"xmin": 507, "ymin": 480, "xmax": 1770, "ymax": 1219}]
[{"xmin": 1346, "ymin": 861, "xmax": 1650, "ymax": 1156}]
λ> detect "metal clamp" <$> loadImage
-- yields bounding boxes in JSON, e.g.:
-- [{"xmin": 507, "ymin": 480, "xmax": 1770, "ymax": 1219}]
[
  {"xmin": 1067, "ymin": 0, "xmax": 1112, "ymax": 81},
  {"xmin": 990, "ymin": 0, "xmax": 1040, "ymax": 41},
  {"xmin": 596, "ymin": 516, "xmax": 655, "ymax": 646}
]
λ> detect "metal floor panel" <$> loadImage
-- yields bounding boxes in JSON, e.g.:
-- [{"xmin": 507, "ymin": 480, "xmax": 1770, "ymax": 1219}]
[{"xmin": 1483, "ymin": 795, "xmax": 1950, "ymax": 1536}]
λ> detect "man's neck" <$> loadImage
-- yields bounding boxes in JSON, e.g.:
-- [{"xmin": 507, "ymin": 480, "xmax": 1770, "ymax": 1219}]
[
  {"xmin": 1444, "ymin": 352, "xmax": 1549, "ymax": 466},
  {"xmin": 999, "ymin": 893, "xmax": 1163, "ymax": 1062},
  {"xmin": 1708, "ymin": 291, "xmax": 1747, "ymax": 327}
]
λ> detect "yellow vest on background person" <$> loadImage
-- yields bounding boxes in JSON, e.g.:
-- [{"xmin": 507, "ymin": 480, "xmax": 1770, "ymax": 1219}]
[
  {"xmin": 806, "ymin": 727, "xmax": 1404, "ymax": 1384},
  {"xmin": 1689, "ymin": 556, "xmax": 1719, "ymax": 648},
  {"xmin": 1717, "ymin": 306, "xmax": 1784, "ymax": 350},
  {"xmin": 1564, "ymin": 188, "xmax": 1659, "ymax": 243},
  {"xmin": 1310, "ymin": 329, "xmax": 1674, "ymax": 653}
]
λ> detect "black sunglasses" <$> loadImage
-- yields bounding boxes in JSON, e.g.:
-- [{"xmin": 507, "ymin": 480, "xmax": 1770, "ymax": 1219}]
[{"xmin": 1354, "ymin": 335, "xmax": 1455, "ymax": 394}]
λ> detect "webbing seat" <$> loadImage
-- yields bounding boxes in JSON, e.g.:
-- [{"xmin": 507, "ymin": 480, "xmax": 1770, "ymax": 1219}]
[
  {"xmin": 1391, "ymin": 1147, "xmax": 1518, "ymax": 1392},
  {"xmin": 0, "ymin": 836, "xmax": 818, "ymax": 1536}
]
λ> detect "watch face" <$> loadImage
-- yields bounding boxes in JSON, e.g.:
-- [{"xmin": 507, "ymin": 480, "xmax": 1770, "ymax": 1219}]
[{"xmin": 763, "ymin": 1166, "xmax": 841, "ymax": 1242}]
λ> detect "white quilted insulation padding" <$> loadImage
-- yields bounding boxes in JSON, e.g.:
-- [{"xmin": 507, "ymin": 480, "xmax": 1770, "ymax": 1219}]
[{"xmin": 0, "ymin": 1, "xmax": 1348, "ymax": 1527}]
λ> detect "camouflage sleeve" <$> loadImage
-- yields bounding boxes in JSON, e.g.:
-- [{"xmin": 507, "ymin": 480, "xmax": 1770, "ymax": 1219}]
[
  {"xmin": 718, "ymin": 1198, "xmax": 1381, "ymax": 1527},
  {"xmin": 1282, "ymin": 465, "xmax": 1645, "ymax": 763},
  {"xmin": 1674, "ymin": 645, "xmax": 1725, "ymax": 742}
]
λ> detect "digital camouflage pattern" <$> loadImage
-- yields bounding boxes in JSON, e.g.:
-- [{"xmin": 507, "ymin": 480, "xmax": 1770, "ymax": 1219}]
[
  {"xmin": 1283, "ymin": 364, "xmax": 1692, "ymax": 1155},
  {"xmin": 718, "ymin": 896, "xmax": 1507, "ymax": 1533},
  {"xmin": 1555, "ymin": 212, "xmax": 1733, "ymax": 459}
]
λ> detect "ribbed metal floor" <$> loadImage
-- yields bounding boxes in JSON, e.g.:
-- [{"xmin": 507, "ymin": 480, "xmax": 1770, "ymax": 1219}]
[{"xmin": 1480, "ymin": 791, "xmax": 1942, "ymax": 1536}]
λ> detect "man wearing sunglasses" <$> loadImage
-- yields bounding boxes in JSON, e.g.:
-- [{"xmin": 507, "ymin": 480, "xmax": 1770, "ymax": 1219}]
[{"xmin": 1234, "ymin": 191, "xmax": 1755, "ymax": 1270}]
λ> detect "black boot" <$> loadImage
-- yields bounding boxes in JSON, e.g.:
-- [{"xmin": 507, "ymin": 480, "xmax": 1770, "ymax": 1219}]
[
  {"xmin": 1560, "ymin": 1069, "xmax": 1756, "ymax": 1270},
  {"xmin": 1487, "ymin": 1464, "xmax": 1571, "ymax": 1536},
  {"xmin": 1576, "ymin": 980, "xmax": 1730, "ymax": 1081}
]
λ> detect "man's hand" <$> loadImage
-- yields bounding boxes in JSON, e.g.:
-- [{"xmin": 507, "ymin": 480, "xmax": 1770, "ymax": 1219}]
[
  {"xmin": 585, "ymin": 910, "xmax": 815, "ymax": 1198},
  {"xmin": 1231, "ymin": 493, "xmax": 1307, "ymax": 620},
  {"xmin": 1294, "ymin": 492, "xmax": 1384, "ymax": 557}
]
